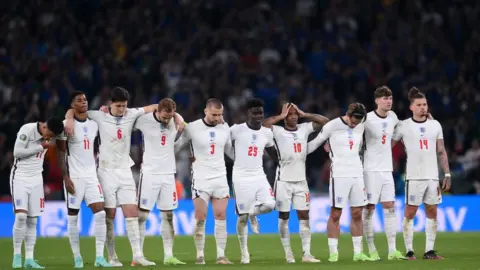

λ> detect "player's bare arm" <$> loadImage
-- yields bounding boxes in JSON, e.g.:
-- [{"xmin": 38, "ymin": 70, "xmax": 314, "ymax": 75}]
[
  {"xmin": 265, "ymin": 146, "xmax": 278, "ymax": 163},
  {"xmin": 437, "ymin": 139, "xmax": 451, "ymax": 191},
  {"xmin": 64, "ymin": 109, "xmax": 75, "ymax": 135},
  {"xmin": 56, "ymin": 139, "xmax": 75, "ymax": 194},
  {"xmin": 263, "ymin": 103, "xmax": 292, "ymax": 128},
  {"xmin": 291, "ymin": 104, "xmax": 329, "ymax": 131}
]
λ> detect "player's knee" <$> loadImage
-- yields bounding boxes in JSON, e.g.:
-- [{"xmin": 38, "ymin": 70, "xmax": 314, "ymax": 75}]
[
  {"xmin": 213, "ymin": 211, "xmax": 226, "ymax": 220},
  {"xmin": 296, "ymin": 210, "xmax": 309, "ymax": 220},
  {"xmin": 105, "ymin": 208, "xmax": 116, "ymax": 219},
  {"xmin": 329, "ymin": 208, "xmax": 342, "ymax": 222},
  {"xmin": 366, "ymin": 204, "xmax": 376, "ymax": 211},
  {"xmin": 161, "ymin": 211, "xmax": 173, "ymax": 222},
  {"xmin": 121, "ymin": 204, "xmax": 138, "ymax": 218},
  {"xmin": 15, "ymin": 212, "xmax": 27, "ymax": 224},
  {"xmin": 138, "ymin": 210, "xmax": 149, "ymax": 223},
  {"xmin": 89, "ymin": 202, "xmax": 105, "ymax": 213},
  {"xmin": 404, "ymin": 205, "xmax": 418, "ymax": 219},
  {"xmin": 350, "ymin": 208, "xmax": 363, "ymax": 221},
  {"xmin": 279, "ymin": 211, "xmax": 290, "ymax": 220},
  {"xmin": 382, "ymin": 201, "xmax": 395, "ymax": 209},
  {"xmin": 68, "ymin": 208, "xmax": 80, "ymax": 216},
  {"xmin": 364, "ymin": 208, "xmax": 374, "ymax": 218},
  {"xmin": 424, "ymin": 204, "xmax": 437, "ymax": 218},
  {"xmin": 238, "ymin": 214, "xmax": 248, "ymax": 224}
]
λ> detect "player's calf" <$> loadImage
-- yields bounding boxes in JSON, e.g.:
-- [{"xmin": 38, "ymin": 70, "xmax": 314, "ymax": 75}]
[
  {"xmin": 105, "ymin": 208, "xmax": 121, "ymax": 266},
  {"xmin": 67, "ymin": 208, "xmax": 83, "ymax": 266},
  {"xmin": 278, "ymin": 212, "xmax": 294, "ymax": 263}
]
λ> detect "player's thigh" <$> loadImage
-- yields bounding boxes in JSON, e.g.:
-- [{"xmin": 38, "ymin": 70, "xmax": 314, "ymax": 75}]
[
  {"xmin": 274, "ymin": 180, "xmax": 293, "ymax": 212},
  {"xmin": 64, "ymin": 177, "xmax": 86, "ymax": 210},
  {"xmin": 349, "ymin": 177, "xmax": 368, "ymax": 207},
  {"xmin": 363, "ymin": 171, "xmax": 382, "ymax": 204},
  {"xmin": 28, "ymin": 182, "xmax": 45, "ymax": 217},
  {"xmin": 83, "ymin": 178, "xmax": 105, "ymax": 207},
  {"xmin": 255, "ymin": 177, "xmax": 275, "ymax": 205},
  {"xmin": 233, "ymin": 179, "xmax": 256, "ymax": 215},
  {"xmin": 157, "ymin": 174, "xmax": 179, "ymax": 211},
  {"xmin": 405, "ymin": 180, "xmax": 428, "ymax": 206},
  {"xmin": 292, "ymin": 181, "xmax": 310, "ymax": 211},
  {"xmin": 424, "ymin": 179, "xmax": 442, "ymax": 205},
  {"xmin": 116, "ymin": 170, "xmax": 138, "ymax": 206},
  {"xmin": 97, "ymin": 168, "xmax": 120, "ymax": 208},
  {"xmin": 10, "ymin": 179, "xmax": 29, "ymax": 212},
  {"xmin": 329, "ymin": 177, "xmax": 351, "ymax": 209},
  {"xmin": 379, "ymin": 172, "xmax": 396, "ymax": 203},
  {"xmin": 137, "ymin": 173, "xmax": 161, "ymax": 211}
]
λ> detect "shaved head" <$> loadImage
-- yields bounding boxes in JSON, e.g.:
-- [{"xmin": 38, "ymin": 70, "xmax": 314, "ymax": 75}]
[{"xmin": 206, "ymin": 98, "xmax": 223, "ymax": 109}]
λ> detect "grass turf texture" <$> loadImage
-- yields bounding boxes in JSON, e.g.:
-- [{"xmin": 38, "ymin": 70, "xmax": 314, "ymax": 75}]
[{"xmin": 1, "ymin": 233, "xmax": 479, "ymax": 269}]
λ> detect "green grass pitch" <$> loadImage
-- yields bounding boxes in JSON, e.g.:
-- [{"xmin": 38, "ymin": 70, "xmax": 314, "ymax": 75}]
[{"xmin": 1, "ymin": 233, "xmax": 479, "ymax": 269}]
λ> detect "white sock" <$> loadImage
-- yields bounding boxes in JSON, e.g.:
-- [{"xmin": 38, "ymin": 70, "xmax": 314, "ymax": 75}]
[
  {"xmin": 328, "ymin": 238, "xmax": 338, "ymax": 254},
  {"xmin": 94, "ymin": 211, "xmax": 107, "ymax": 257},
  {"xmin": 106, "ymin": 218, "xmax": 117, "ymax": 259},
  {"xmin": 352, "ymin": 236, "xmax": 363, "ymax": 255},
  {"xmin": 215, "ymin": 219, "xmax": 227, "ymax": 258},
  {"xmin": 67, "ymin": 215, "xmax": 81, "ymax": 258},
  {"xmin": 402, "ymin": 218, "xmax": 414, "ymax": 252},
  {"xmin": 278, "ymin": 218, "xmax": 292, "ymax": 256},
  {"xmin": 383, "ymin": 208, "xmax": 397, "ymax": 254},
  {"xmin": 194, "ymin": 220, "xmax": 205, "ymax": 258},
  {"xmin": 299, "ymin": 220, "xmax": 311, "ymax": 256},
  {"xmin": 249, "ymin": 202, "xmax": 275, "ymax": 217},
  {"xmin": 126, "ymin": 217, "xmax": 143, "ymax": 258},
  {"xmin": 425, "ymin": 218, "xmax": 437, "ymax": 252},
  {"xmin": 237, "ymin": 215, "xmax": 249, "ymax": 257},
  {"xmin": 138, "ymin": 211, "xmax": 149, "ymax": 252},
  {"xmin": 161, "ymin": 212, "xmax": 174, "ymax": 259},
  {"xmin": 25, "ymin": 217, "xmax": 38, "ymax": 259},
  {"xmin": 363, "ymin": 209, "xmax": 376, "ymax": 253},
  {"xmin": 13, "ymin": 213, "xmax": 27, "ymax": 255}
]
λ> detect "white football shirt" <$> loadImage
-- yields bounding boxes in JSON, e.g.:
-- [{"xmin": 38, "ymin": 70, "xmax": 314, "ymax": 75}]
[
  {"xmin": 307, "ymin": 117, "xmax": 364, "ymax": 178},
  {"xmin": 135, "ymin": 112, "xmax": 177, "ymax": 175},
  {"xmin": 392, "ymin": 118, "xmax": 443, "ymax": 180},
  {"xmin": 57, "ymin": 119, "xmax": 98, "ymax": 178},
  {"xmin": 88, "ymin": 108, "xmax": 145, "ymax": 169},
  {"xmin": 272, "ymin": 122, "xmax": 314, "ymax": 182},
  {"xmin": 182, "ymin": 119, "xmax": 231, "ymax": 180},
  {"xmin": 231, "ymin": 123, "xmax": 274, "ymax": 178},
  {"xmin": 363, "ymin": 111, "xmax": 399, "ymax": 172},
  {"xmin": 11, "ymin": 123, "xmax": 47, "ymax": 180}
]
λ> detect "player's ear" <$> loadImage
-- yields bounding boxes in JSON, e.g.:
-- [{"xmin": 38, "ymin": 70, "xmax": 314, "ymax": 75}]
[{"xmin": 204, "ymin": 108, "xmax": 208, "ymax": 115}]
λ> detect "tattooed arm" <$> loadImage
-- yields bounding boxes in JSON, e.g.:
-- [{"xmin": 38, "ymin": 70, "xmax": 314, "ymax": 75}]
[
  {"xmin": 437, "ymin": 139, "xmax": 451, "ymax": 191},
  {"xmin": 56, "ymin": 137, "xmax": 76, "ymax": 194}
]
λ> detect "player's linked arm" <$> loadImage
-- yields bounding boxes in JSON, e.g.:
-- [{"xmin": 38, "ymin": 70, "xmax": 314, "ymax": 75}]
[
  {"xmin": 55, "ymin": 139, "xmax": 68, "ymax": 177},
  {"xmin": 303, "ymin": 113, "xmax": 329, "ymax": 131},
  {"xmin": 306, "ymin": 127, "xmax": 330, "ymax": 154},
  {"xmin": 265, "ymin": 146, "xmax": 279, "ymax": 163},
  {"xmin": 13, "ymin": 132, "xmax": 43, "ymax": 159}
]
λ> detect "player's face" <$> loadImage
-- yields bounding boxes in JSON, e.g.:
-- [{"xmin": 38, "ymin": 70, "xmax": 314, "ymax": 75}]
[
  {"xmin": 204, "ymin": 106, "xmax": 224, "ymax": 125},
  {"xmin": 43, "ymin": 128, "xmax": 56, "ymax": 140},
  {"xmin": 158, "ymin": 109, "xmax": 174, "ymax": 125},
  {"xmin": 72, "ymin": 94, "xmax": 88, "ymax": 113},
  {"xmin": 248, "ymin": 107, "xmax": 264, "ymax": 126},
  {"xmin": 410, "ymin": 98, "xmax": 428, "ymax": 117},
  {"xmin": 109, "ymin": 101, "xmax": 128, "ymax": 116},
  {"xmin": 376, "ymin": 95, "xmax": 392, "ymax": 111},
  {"xmin": 285, "ymin": 107, "xmax": 299, "ymax": 126},
  {"xmin": 347, "ymin": 116, "xmax": 363, "ymax": 128}
]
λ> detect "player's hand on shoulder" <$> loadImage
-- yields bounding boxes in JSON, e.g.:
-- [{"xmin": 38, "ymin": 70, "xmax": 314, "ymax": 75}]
[
  {"xmin": 324, "ymin": 143, "xmax": 331, "ymax": 153},
  {"xmin": 64, "ymin": 176, "xmax": 76, "ymax": 195},
  {"xmin": 189, "ymin": 155, "xmax": 196, "ymax": 163},
  {"xmin": 41, "ymin": 139, "xmax": 52, "ymax": 149},
  {"xmin": 99, "ymin": 105, "xmax": 108, "ymax": 113}
]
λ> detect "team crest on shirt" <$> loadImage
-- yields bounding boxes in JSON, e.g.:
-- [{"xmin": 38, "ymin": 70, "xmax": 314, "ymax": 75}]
[
  {"xmin": 347, "ymin": 129, "xmax": 353, "ymax": 138},
  {"xmin": 115, "ymin": 117, "xmax": 122, "ymax": 125},
  {"xmin": 82, "ymin": 126, "xmax": 88, "ymax": 134},
  {"xmin": 292, "ymin": 132, "xmax": 298, "ymax": 140},
  {"xmin": 382, "ymin": 122, "xmax": 388, "ymax": 129},
  {"xmin": 252, "ymin": 134, "xmax": 257, "ymax": 143},
  {"xmin": 419, "ymin": 127, "xmax": 426, "ymax": 137},
  {"xmin": 16, "ymin": 199, "xmax": 21, "ymax": 206},
  {"xmin": 209, "ymin": 131, "xmax": 216, "ymax": 141}
]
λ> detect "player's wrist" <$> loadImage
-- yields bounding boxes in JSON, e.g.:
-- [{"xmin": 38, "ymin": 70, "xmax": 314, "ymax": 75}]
[{"xmin": 444, "ymin": 173, "xmax": 451, "ymax": 177}]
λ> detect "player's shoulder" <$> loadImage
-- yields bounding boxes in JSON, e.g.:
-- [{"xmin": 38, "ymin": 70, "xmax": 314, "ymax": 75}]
[
  {"xmin": 427, "ymin": 119, "xmax": 442, "ymax": 129},
  {"xmin": 136, "ymin": 112, "xmax": 153, "ymax": 122},
  {"xmin": 260, "ymin": 125, "xmax": 274, "ymax": 135},
  {"xmin": 19, "ymin": 122, "xmax": 37, "ymax": 133}
]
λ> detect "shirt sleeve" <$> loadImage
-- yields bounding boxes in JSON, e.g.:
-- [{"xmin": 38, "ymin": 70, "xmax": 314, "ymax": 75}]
[
  {"xmin": 436, "ymin": 121, "xmax": 444, "ymax": 140},
  {"xmin": 302, "ymin": 122, "xmax": 315, "ymax": 134},
  {"xmin": 307, "ymin": 123, "xmax": 332, "ymax": 154},
  {"xmin": 13, "ymin": 126, "xmax": 44, "ymax": 159},
  {"xmin": 87, "ymin": 110, "xmax": 104, "ymax": 122},
  {"xmin": 134, "ymin": 114, "xmax": 146, "ymax": 131},
  {"xmin": 392, "ymin": 120, "xmax": 403, "ymax": 141},
  {"xmin": 129, "ymin": 107, "xmax": 146, "ymax": 119},
  {"xmin": 265, "ymin": 129, "xmax": 275, "ymax": 147}
]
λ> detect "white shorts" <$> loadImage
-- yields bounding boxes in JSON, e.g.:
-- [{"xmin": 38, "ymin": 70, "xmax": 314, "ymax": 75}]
[
  {"xmin": 233, "ymin": 175, "xmax": 274, "ymax": 215},
  {"xmin": 10, "ymin": 175, "xmax": 45, "ymax": 216},
  {"xmin": 330, "ymin": 177, "xmax": 367, "ymax": 209},
  {"xmin": 98, "ymin": 168, "xmax": 137, "ymax": 208},
  {"xmin": 274, "ymin": 180, "xmax": 310, "ymax": 212},
  {"xmin": 191, "ymin": 175, "xmax": 230, "ymax": 203},
  {"xmin": 364, "ymin": 171, "xmax": 395, "ymax": 204},
  {"xmin": 405, "ymin": 179, "xmax": 442, "ymax": 206},
  {"xmin": 64, "ymin": 177, "xmax": 104, "ymax": 209},
  {"xmin": 138, "ymin": 173, "xmax": 178, "ymax": 211}
]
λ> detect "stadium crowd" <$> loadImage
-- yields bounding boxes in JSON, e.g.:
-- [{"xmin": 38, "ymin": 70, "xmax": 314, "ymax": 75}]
[{"xmin": 1, "ymin": 0, "xmax": 480, "ymax": 200}]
